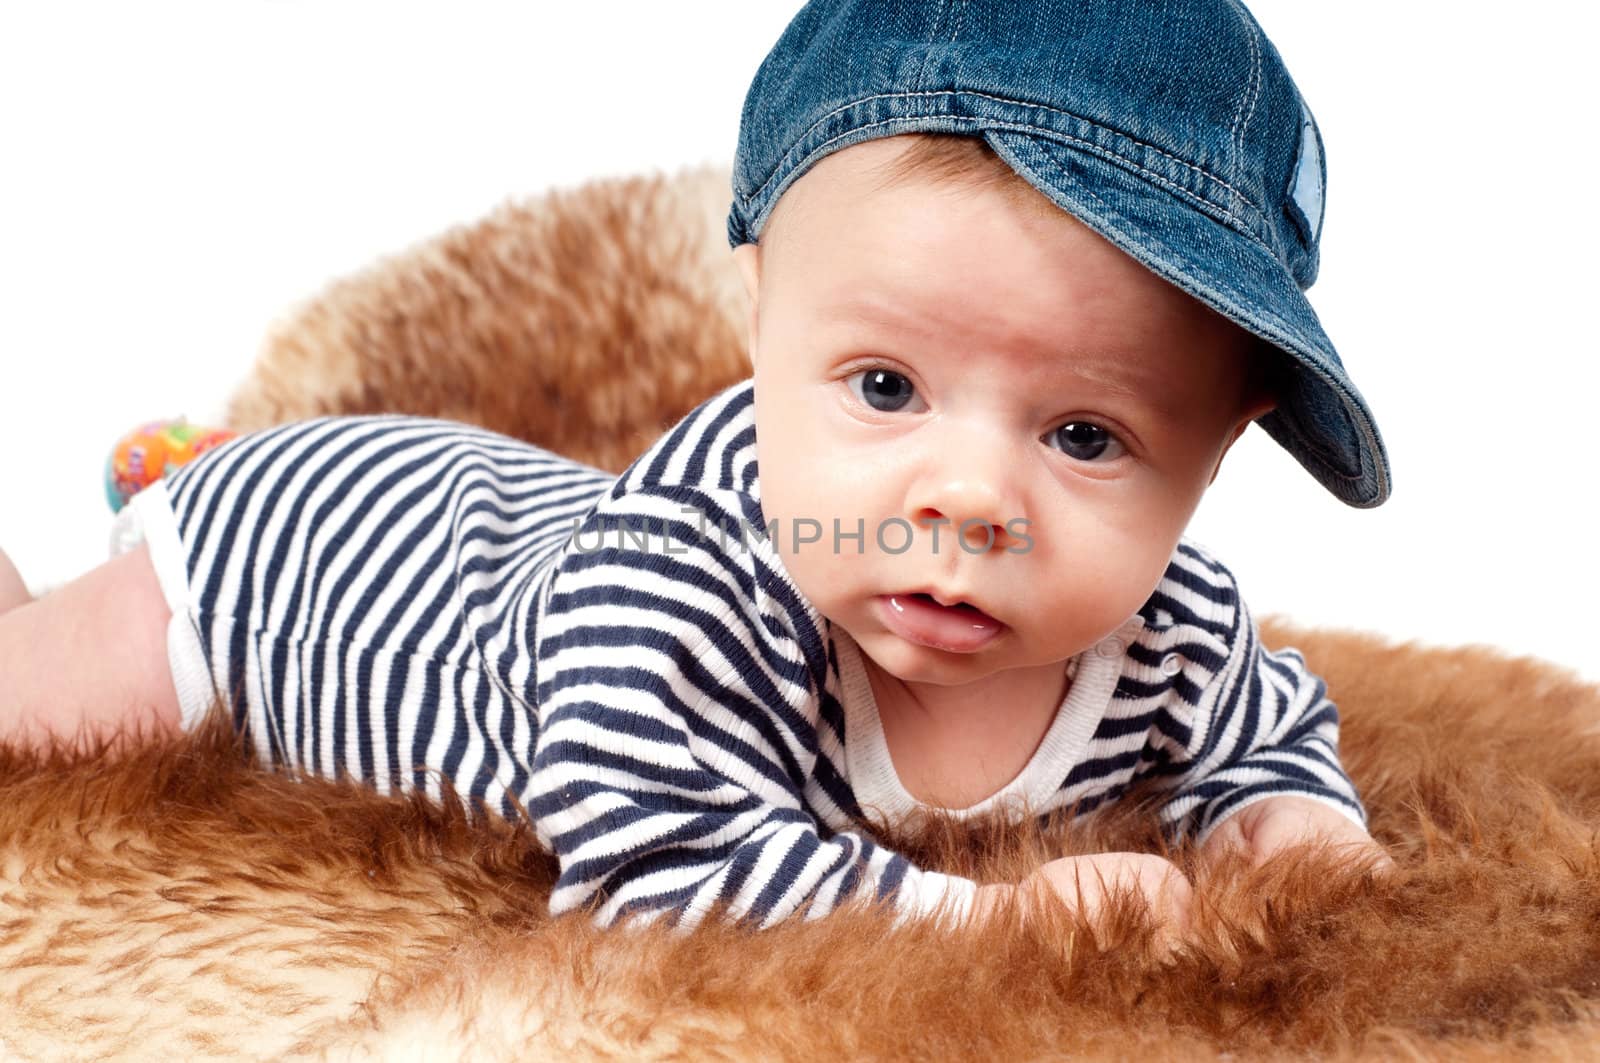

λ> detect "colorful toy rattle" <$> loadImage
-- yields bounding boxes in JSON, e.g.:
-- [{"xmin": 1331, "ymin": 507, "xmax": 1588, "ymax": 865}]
[{"xmin": 105, "ymin": 419, "xmax": 239, "ymax": 513}]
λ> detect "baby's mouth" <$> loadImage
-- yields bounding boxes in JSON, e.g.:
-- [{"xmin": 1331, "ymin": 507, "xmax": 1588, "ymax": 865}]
[
  {"xmin": 908, "ymin": 592, "xmax": 989, "ymax": 619},
  {"xmin": 877, "ymin": 592, "xmax": 1004, "ymax": 653}
]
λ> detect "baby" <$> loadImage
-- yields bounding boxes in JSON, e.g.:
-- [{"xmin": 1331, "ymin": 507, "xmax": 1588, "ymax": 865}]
[{"xmin": 0, "ymin": 0, "xmax": 1392, "ymax": 936}]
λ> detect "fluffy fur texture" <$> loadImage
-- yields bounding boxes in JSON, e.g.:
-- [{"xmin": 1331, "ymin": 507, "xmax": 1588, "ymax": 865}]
[{"xmin": 4, "ymin": 163, "xmax": 1599, "ymax": 1060}]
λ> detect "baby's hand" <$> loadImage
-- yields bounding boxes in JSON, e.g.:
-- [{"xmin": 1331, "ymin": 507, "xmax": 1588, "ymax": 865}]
[
  {"xmin": 1202, "ymin": 795, "xmax": 1395, "ymax": 875},
  {"xmin": 1005, "ymin": 852, "xmax": 1193, "ymax": 950}
]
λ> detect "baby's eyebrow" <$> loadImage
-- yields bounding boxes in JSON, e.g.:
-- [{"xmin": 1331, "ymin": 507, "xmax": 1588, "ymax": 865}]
[
  {"xmin": 1059, "ymin": 359, "xmax": 1194, "ymax": 417},
  {"xmin": 1055, "ymin": 358, "xmax": 1156, "ymax": 400},
  {"xmin": 828, "ymin": 294, "xmax": 1056, "ymax": 362},
  {"xmin": 828, "ymin": 290, "xmax": 916, "ymax": 331}
]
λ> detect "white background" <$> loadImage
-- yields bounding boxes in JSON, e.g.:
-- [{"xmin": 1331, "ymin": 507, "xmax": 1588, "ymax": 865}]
[{"xmin": 2, "ymin": 2, "xmax": 1595, "ymax": 684}]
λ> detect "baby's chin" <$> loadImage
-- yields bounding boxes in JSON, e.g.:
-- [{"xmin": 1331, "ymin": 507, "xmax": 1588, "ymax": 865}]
[{"xmin": 843, "ymin": 622, "xmax": 1072, "ymax": 689}]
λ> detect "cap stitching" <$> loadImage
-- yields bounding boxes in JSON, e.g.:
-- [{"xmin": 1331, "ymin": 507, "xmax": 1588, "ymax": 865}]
[
  {"xmin": 914, "ymin": 0, "xmax": 954, "ymax": 89},
  {"xmin": 738, "ymin": 88, "xmax": 1266, "ymax": 224},
  {"xmin": 745, "ymin": 110, "xmax": 1276, "ymax": 259},
  {"xmin": 1224, "ymin": 0, "xmax": 1263, "ymax": 219},
  {"xmin": 1027, "ymin": 132, "xmax": 1276, "ymax": 255}
]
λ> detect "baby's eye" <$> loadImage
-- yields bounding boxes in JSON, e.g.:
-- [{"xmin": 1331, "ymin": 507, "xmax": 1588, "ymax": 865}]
[
  {"xmin": 845, "ymin": 367, "xmax": 928, "ymax": 414},
  {"xmin": 1047, "ymin": 421, "xmax": 1127, "ymax": 463}
]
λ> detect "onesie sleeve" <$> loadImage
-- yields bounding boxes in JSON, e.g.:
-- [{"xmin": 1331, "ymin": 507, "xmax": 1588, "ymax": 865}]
[
  {"xmin": 528, "ymin": 483, "xmax": 980, "ymax": 932},
  {"xmin": 1158, "ymin": 550, "xmax": 1367, "ymax": 845}
]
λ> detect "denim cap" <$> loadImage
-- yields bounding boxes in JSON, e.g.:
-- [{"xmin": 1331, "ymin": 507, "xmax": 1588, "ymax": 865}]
[{"xmin": 727, "ymin": 0, "xmax": 1391, "ymax": 508}]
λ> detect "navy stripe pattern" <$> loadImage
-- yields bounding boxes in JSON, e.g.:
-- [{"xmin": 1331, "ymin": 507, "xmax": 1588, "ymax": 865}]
[
  {"xmin": 161, "ymin": 415, "xmax": 615, "ymax": 822},
  {"xmin": 1143, "ymin": 543, "xmax": 1365, "ymax": 840},
  {"xmin": 158, "ymin": 379, "xmax": 1364, "ymax": 934}
]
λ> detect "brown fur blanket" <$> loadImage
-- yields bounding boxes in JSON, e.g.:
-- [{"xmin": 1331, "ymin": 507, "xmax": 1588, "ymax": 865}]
[{"xmin": 4, "ymin": 165, "xmax": 1600, "ymax": 1060}]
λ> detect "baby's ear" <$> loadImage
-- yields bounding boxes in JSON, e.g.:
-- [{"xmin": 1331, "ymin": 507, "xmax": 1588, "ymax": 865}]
[
  {"xmin": 1208, "ymin": 394, "xmax": 1278, "ymax": 486},
  {"xmin": 732, "ymin": 243, "xmax": 762, "ymax": 368},
  {"xmin": 1240, "ymin": 340, "xmax": 1286, "ymax": 422},
  {"xmin": 1238, "ymin": 391, "xmax": 1279, "ymax": 426}
]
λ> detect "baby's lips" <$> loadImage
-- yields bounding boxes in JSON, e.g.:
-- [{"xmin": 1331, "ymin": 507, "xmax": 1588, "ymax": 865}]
[
  {"xmin": 878, "ymin": 592, "xmax": 1005, "ymax": 653},
  {"xmin": 899, "ymin": 586, "xmax": 1001, "ymax": 622}
]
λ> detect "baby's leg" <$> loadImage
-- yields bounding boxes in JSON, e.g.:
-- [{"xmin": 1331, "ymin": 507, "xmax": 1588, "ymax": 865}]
[
  {"xmin": 0, "ymin": 543, "xmax": 181, "ymax": 756},
  {"xmin": 0, "ymin": 547, "xmax": 30, "ymax": 615}
]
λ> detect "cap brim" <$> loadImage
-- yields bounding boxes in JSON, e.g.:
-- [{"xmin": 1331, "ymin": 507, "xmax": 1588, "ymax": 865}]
[{"xmin": 983, "ymin": 129, "xmax": 1391, "ymax": 508}]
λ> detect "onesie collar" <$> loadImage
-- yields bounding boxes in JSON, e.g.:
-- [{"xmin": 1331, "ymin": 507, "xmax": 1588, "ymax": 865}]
[{"xmin": 833, "ymin": 613, "xmax": 1147, "ymax": 823}]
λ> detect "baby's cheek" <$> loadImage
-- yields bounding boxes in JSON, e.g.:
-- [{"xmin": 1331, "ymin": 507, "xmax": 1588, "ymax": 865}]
[
  {"xmin": 1042, "ymin": 532, "xmax": 1163, "ymax": 636},
  {"xmin": 1091, "ymin": 497, "xmax": 1190, "ymax": 597}
]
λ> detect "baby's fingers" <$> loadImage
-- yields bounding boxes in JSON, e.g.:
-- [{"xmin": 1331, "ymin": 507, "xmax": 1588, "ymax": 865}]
[
  {"xmin": 1047, "ymin": 853, "xmax": 1195, "ymax": 952},
  {"xmin": 1136, "ymin": 860, "xmax": 1196, "ymax": 954}
]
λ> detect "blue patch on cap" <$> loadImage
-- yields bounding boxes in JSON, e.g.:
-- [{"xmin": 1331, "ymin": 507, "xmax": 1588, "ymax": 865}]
[{"xmin": 1287, "ymin": 102, "xmax": 1324, "ymax": 247}]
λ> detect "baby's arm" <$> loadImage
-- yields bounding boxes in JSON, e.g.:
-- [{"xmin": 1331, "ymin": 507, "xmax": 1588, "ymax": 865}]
[
  {"xmin": 1159, "ymin": 558, "xmax": 1386, "ymax": 870},
  {"xmin": 530, "ymin": 485, "xmax": 982, "ymax": 931}
]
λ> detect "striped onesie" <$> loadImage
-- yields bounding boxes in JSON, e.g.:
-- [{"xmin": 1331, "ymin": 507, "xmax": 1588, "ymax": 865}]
[{"xmin": 112, "ymin": 377, "xmax": 1367, "ymax": 931}]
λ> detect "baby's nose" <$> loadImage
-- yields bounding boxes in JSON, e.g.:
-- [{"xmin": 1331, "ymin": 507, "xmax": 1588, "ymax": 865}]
[
  {"xmin": 919, "ymin": 510, "xmax": 1012, "ymax": 553},
  {"xmin": 910, "ymin": 469, "xmax": 1022, "ymax": 553}
]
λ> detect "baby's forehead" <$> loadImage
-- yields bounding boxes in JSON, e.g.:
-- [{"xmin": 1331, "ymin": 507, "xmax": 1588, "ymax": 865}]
[{"xmin": 761, "ymin": 146, "xmax": 1258, "ymax": 399}]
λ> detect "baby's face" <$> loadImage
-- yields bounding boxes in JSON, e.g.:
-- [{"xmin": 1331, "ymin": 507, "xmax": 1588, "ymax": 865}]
[{"xmin": 732, "ymin": 136, "xmax": 1272, "ymax": 691}]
